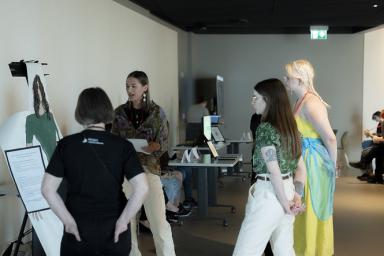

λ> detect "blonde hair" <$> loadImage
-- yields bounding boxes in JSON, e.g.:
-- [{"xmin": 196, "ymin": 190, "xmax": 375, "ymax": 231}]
[{"xmin": 285, "ymin": 59, "xmax": 330, "ymax": 107}]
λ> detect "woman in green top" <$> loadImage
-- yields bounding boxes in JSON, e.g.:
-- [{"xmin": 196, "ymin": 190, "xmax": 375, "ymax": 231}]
[{"xmin": 233, "ymin": 78, "xmax": 306, "ymax": 256}]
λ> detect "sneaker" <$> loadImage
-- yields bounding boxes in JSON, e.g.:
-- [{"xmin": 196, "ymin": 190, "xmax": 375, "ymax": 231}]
[
  {"xmin": 367, "ymin": 176, "xmax": 384, "ymax": 184},
  {"xmin": 166, "ymin": 210, "xmax": 179, "ymax": 223},
  {"xmin": 357, "ymin": 172, "xmax": 370, "ymax": 181},
  {"xmin": 182, "ymin": 198, "xmax": 198, "ymax": 209},
  {"xmin": 174, "ymin": 205, "xmax": 192, "ymax": 217}
]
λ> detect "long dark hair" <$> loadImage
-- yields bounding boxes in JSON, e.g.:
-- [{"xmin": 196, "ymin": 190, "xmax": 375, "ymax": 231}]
[
  {"xmin": 33, "ymin": 75, "xmax": 50, "ymax": 119},
  {"xmin": 255, "ymin": 78, "xmax": 301, "ymax": 159},
  {"xmin": 127, "ymin": 71, "xmax": 151, "ymax": 113}
]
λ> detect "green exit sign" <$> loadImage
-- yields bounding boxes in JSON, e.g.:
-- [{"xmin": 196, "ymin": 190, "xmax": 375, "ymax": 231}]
[
  {"xmin": 310, "ymin": 26, "xmax": 328, "ymax": 40},
  {"xmin": 311, "ymin": 30, "xmax": 327, "ymax": 40}
]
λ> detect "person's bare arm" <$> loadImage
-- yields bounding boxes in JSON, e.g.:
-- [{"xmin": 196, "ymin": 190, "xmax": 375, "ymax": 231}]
[
  {"xmin": 292, "ymin": 157, "xmax": 306, "ymax": 213},
  {"xmin": 303, "ymin": 96, "xmax": 337, "ymax": 168},
  {"xmin": 261, "ymin": 146, "xmax": 293, "ymax": 215},
  {"xmin": 41, "ymin": 173, "xmax": 81, "ymax": 241},
  {"xmin": 114, "ymin": 173, "xmax": 148, "ymax": 242}
]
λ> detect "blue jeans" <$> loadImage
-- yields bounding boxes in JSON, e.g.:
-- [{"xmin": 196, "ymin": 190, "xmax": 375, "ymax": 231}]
[
  {"xmin": 178, "ymin": 167, "xmax": 193, "ymax": 200},
  {"xmin": 160, "ymin": 174, "xmax": 182, "ymax": 204}
]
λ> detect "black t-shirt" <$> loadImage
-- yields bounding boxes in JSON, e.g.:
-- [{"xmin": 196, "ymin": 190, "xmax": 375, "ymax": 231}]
[{"xmin": 46, "ymin": 130, "xmax": 144, "ymax": 222}]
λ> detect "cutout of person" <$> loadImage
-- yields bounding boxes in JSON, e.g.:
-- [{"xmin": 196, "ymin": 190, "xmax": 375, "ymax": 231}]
[
  {"xmin": 0, "ymin": 63, "xmax": 63, "ymax": 256},
  {"xmin": 26, "ymin": 74, "xmax": 60, "ymax": 162}
]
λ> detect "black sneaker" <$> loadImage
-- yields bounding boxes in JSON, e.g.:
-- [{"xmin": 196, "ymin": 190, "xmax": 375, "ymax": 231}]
[
  {"xmin": 357, "ymin": 172, "xmax": 370, "ymax": 181},
  {"xmin": 182, "ymin": 198, "xmax": 198, "ymax": 209},
  {"xmin": 367, "ymin": 177, "xmax": 384, "ymax": 184},
  {"xmin": 166, "ymin": 210, "xmax": 179, "ymax": 223},
  {"xmin": 174, "ymin": 205, "xmax": 192, "ymax": 217}
]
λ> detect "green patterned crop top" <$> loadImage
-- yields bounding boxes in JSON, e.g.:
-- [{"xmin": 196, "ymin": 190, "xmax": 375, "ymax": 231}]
[{"xmin": 253, "ymin": 122, "xmax": 298, "ymax": 174}]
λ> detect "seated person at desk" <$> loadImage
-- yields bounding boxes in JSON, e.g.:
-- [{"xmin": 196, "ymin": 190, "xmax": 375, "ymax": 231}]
[
  {"xmin": 159, "ymin": 153, "xmax": 192, "ymax": 218},
  {"xmin": 350, "ymin": 111, "xmax": 384, "ymax": 181},
  {"xmin": 186, "ymin": 96, "xmax": 210, "ymax": 142},
  {"xmin": 176, "ymin": 97, "xmax": 211, "ymax": 208}
]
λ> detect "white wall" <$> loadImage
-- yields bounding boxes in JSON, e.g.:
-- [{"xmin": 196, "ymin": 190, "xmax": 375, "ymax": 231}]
[
  {"xmin": 190, "ymin": 34, "xmax": 364, "ymax": 161},
  {"xmin": 0, "ymin": 0, "xmax": 178, "ymax": 252},
  {"xmin": 363, "ymin": 27, "xmax": 384, "ymax": 133}
]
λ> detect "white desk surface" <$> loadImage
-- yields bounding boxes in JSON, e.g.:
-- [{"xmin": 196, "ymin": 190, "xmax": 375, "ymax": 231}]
[
  {"xmin": 168, "ymin": 154, "xmax": 239, "ymax": 168},
  {"xmin": 173, "ymin": 141, "xmax": 229, "ymax": 151},
  {"xmin": 226, "ymin": 139, "xmax": 253, "ymax": 144}
]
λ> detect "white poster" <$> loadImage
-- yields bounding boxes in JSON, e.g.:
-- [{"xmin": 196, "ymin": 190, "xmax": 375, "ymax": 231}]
[{"xmin": 5, "ymin": 146, "xmax": 49, "ymax": 213}]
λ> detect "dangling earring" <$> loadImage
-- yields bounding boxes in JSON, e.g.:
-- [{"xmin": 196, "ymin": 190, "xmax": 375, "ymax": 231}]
[{"xmin": 143, "ymin": 93, "xmax": 147, "ymax": 102}]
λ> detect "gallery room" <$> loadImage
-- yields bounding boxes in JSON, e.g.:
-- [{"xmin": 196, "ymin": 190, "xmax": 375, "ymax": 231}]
[{"xmin": 0, "ymin": 0, "xmax": 383, "ymax": 255}]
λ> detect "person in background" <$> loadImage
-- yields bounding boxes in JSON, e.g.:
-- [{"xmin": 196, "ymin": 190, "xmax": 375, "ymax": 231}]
[
  {"xmin": 350, "ymin": 111, "xmax": 384, "ymax": 181},
  {"xmin": 285, "ymin": 59, "xmax": 337, "ymax": 255},
  {"xmin": 41, "ymin": 87, "xmax": 148, "ymax": 256},
  {"xmin": 159, "ymin": 153, "xmax": 192, "ymax": 219},
  {"xmin": 233, "ymin": 78, "xmax": 307, "ymax": 256},
  {"xmin": 112, "ymin": 71, "xmax": 176, "ymax": 256},
  {"xmin": 187, "ymin": 96, "xmax": 210, "ymax": 123},
  {"xmin": 249, "ymin": 112, "xmax": 262, "ymax": 184}
]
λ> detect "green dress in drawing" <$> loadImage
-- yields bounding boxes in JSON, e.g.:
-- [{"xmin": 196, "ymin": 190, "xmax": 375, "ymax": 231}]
[{"xmin": 26, "ymin": 112, "xmax": 59, "ymax": 160}]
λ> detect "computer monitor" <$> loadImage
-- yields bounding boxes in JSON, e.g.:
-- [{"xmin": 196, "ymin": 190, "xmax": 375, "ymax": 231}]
[
  {"xmin": 203, "ymin": 116, "xmax": 211, "ymax": 141},
  {"xmin": 210, "ymin": 115, "xmax": 220, "ymax": 125}
]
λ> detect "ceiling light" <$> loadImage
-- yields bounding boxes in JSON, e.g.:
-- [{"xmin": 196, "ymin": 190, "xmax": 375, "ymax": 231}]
[
  {"xmin": 373, "ymin": 4, "xmax": 379, "ymax": 8},
  {"xmin": 310, "ymin": 25, "xmax": 328, "ymax": 40}
]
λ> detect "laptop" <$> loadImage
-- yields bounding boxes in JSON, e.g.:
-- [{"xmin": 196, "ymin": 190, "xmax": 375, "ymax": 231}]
[{"xmin": 203, "ymin": 116, "xmax": 236, "ymax": 160}]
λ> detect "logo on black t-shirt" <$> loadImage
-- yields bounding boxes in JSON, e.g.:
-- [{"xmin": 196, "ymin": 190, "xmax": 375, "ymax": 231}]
[{"xmin": 82, "ymin": 137, "xmax": 104, "ymax": 145}]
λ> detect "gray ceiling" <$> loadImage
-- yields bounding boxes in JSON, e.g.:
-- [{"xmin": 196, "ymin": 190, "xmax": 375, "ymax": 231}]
[{"xmin": 129, "ymin": 0, "xmax": 384, "ymax": 34}]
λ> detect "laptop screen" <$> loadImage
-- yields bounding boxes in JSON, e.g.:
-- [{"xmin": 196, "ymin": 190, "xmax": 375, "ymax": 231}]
[
  {"xmin": 211, "ymin": 126, "xmax": 225, "ymax": 142},
  {"xmin": 210, "ymin": 115, "xmax": 220, "ymax": 125}
]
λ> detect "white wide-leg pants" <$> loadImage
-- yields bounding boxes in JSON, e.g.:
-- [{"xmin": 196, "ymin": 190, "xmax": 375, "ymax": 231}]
[
  {"xmin": 233, "ymin": 175, "xmax": 295, "ymax": 256},
  {"xmin": 124, "ymin": 170, "xmax": 176, "ymax": 256}
]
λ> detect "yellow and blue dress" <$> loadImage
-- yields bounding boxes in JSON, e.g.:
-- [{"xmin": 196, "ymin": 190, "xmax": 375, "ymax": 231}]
[{"xmin": 294, "ymin": 116, "xmax": 335, "ymax": 256}]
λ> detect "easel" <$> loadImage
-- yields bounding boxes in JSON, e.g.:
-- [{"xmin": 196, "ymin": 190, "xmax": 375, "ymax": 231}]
[
  {"xmin": 4, "ymin": 61, "xmax": 49, "ymax": 256},
  {"xmin": 0, "ymin": 187, "xmax": 31, "ymax": 256}
]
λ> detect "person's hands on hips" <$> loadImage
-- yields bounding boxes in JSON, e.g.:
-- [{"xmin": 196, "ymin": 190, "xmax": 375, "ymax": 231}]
[
  {"xmin": 114, "ymin": 218, "xmax": 129, "ymax": 243},
  {"xmin": 64, "ymin": 219, "xmax": 81, "ymax": 242}
]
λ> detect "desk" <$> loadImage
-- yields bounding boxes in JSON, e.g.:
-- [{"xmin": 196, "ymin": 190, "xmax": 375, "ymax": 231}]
[
  {"xmin": 226, "ymin": 139, "xmax": 253, "ymax": 155},
  {"xmin": 168, "ymin": 154, "xmax": 239, "ymax": 220},
  {"xmin": 173, "ymin": 141, "xmax": 229, "ymax": 152}
]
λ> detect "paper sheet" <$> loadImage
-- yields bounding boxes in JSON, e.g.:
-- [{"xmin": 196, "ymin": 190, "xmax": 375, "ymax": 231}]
[
  {"xmin": 5, "ymin": 146, "xmax": 49, "ymax": 213},
  {"xmin": 128, "ymin": 139, "xmax": 150, "ymax": 154}
]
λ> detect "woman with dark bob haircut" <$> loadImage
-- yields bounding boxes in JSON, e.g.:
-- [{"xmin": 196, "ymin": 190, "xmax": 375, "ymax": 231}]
[
  {"xmin": 233, "ymin": 79, "xmax": 306, "ymax": 256},
  {"xmin": 42, "ymin": 87, "xmax": 148, "ymax": 256}
]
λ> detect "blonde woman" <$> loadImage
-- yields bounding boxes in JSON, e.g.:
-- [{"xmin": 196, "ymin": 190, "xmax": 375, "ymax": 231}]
[{"xmin": 285, "ymin": 60, "xmax": 337, "ymax": 255}]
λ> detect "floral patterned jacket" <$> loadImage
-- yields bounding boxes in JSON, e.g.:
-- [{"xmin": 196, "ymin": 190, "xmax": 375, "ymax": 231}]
[{"xmin": 112, "ymin": 101, "xmax": 168, "ymax": 175}]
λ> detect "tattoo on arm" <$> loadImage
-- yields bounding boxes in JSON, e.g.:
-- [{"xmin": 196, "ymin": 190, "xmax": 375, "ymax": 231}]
[
  {"xmin": 264, "ymin": 148, "xmax": 277, "ymax": 162},
  {"xmin": 294, "ymin": 181, "xmax": 304, "ymax": 197}
]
